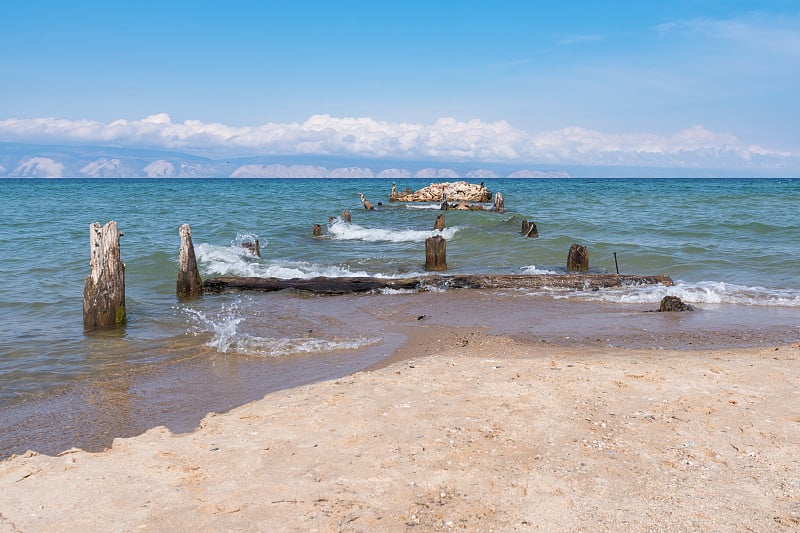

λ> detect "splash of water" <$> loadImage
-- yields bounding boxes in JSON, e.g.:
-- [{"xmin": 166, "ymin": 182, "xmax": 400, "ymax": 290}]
[
  {"xmin": 327, "ymin": 218, "xmax": 459, "ymax": 243},
  {"xmin": 183, "ymin": 299, "xmax": 380, "ymax": 356}
]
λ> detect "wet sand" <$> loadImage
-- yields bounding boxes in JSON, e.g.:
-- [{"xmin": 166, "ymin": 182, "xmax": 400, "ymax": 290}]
[
  {"xmin": 1, "ymin": 291, "xmax": 799, "ymax": 531},
  {"xmin": 2, "ymin": 290, "xmax": 799, "ymax": 460}
]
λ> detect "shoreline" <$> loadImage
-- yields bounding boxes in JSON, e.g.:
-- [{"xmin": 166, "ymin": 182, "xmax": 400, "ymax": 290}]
[
  {"xmin": 1, "ymin": 328, "xmax": 798, "ymax": 530},
  {"xmin": 2, "ymin": 290, "xmax": 799, "ymax": 460}
]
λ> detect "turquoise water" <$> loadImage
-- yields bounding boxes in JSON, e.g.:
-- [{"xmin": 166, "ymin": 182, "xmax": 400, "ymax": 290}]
[{"xmin": 0, "ymin": 177, "xmax": 798, "ymax": 402}]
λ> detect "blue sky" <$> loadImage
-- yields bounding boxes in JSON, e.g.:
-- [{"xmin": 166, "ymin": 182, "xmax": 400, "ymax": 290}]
[{"xmin": 1, "ymin": 1, "xmax": 799, "ymax": 171}]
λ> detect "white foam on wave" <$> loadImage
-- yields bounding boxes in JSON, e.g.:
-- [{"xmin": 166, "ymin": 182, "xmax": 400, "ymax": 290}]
[
  {"xmin": 183, "ymin": 300, "xmax": 379, "ymax": 356},
  {"xmin": 548, "ymin": 280, "xmax": 800, "ymax": 307},
  {"xmin": 379, "ymin": 287, "xmax": 420, "ymax": 295},
  {"xmin": 520, "ymin": 265, "xmax": 560, "ymax": 275},
  {"xmin": 405, "ymin": 203, "xmax": 446, "ymax": 210},
  {"xmin": 195, "ymin": 242, "xmax": 374, "ymax": 279},
  {"xmin": 327, "ymin": 218, "xmax": 459, "ymax": 243}
]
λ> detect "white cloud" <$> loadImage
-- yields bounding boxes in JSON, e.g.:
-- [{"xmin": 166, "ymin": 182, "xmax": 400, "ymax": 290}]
[
  {"xmin": 0, "ymin": 113, "xmax": 796, "ymax": 170},
  {"xmin": 657, "ymin": 15, "xmax": 800, "ymax": 59}
]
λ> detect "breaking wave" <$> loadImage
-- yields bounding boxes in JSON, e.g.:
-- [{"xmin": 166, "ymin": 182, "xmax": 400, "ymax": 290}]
[
  {"xmin": 195, "ymin": 242, "xmax": 373, "ymax": 279},
  {"xmin": 327, "ymin": 218, "xmax": 459, "ymax": 243},
  {"xmin": 549, "ymin": 280, "xmax": 800, "ymax": 307},
  {"xmin": 183, "ymin": 300, "xmax": 379, "ymax": 356}
]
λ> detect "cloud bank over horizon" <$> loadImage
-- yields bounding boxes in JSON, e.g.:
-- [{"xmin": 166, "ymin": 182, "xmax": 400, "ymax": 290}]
[{"xmin": 1, "ymin": 113, "xmax": 796, "ymax": 173}]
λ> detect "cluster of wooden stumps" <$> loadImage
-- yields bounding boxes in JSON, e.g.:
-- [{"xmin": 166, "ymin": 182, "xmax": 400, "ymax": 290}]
[{"xmin": 82, "ymin": 205, "xmax": 688, "ymax": 330}]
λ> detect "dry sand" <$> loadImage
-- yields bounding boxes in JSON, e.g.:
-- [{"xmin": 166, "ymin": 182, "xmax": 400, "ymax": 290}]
[{"xmin": 1, "ymin": 325, "xmax": 799, "ymax": 532}]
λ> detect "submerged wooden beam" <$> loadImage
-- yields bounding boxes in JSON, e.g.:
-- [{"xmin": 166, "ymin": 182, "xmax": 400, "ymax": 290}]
[{"xmin": 202, "ymin": 273, "xmax": 673, "ymax": 295}]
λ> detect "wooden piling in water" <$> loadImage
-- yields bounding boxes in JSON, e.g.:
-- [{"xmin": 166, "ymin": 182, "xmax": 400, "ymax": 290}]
[
  {"xmin": 359, "ymin": 193, "xmax": 375, "ymax": 210},
  {"xmin": 567, "ymin": 243, "xmax": 589, "ymax": 272},
  {"xmin": 313, "ymin": 224, "xmax": 322, "ymax": 237},
  {"xmin": 342, "ymin": 210, "xmax": 351, "ymax": 223},
  {"xmin": 493, "ymin": 192, "xmax": 505, "ymax": 212},
  {"xmin": 434, "ymin": 213, "xmax": 446, "ymax": 231},
  {"xmin": 521, "ymin": 220, "xmax": 538, "ymax": 238},
  {"xmin": 83, "ymin": 221, "xmax": 126, "ymax": 330},
  {"xmin": 425, "ymin": 235, "xmax": 447, "ymax": 271},
  {"xmin": 177, "ymin": 224, "xmax": 202, "ymax": 298},
  {"xmin": 241, "ymin": 239, "xmax": 261, "ymax": 257}
]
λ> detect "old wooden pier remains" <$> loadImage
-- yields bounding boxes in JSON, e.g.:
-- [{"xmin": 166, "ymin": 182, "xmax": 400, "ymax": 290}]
[{"xmin": 84, "ymin": 181, "xmax": 689, "ymax": 331}]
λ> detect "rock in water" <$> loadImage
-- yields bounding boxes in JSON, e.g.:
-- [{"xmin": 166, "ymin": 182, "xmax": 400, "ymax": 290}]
[{"xmin": 659, "ymin": 296, "xmax": 695, "ymax": 312}]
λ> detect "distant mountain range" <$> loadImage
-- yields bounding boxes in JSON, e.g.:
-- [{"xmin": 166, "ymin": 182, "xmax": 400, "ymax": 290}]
[
  {"xmin": 2, "ymin": 141, "xmax": 785, "ymax": 179},
  {"xmin": 0, "ymin": 142, "xmax": 570, "ymax": 179}
]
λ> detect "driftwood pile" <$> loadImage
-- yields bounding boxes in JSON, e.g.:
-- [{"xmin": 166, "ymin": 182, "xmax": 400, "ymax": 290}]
[{"xmin": 390, "ymin": 181, "xmax": 492, "ymax": 203}]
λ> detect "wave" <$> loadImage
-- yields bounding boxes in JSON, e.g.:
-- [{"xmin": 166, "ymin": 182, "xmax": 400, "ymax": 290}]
[
  {"xmin": 405, "ymin": 203, "xmax": 448, "ymax": 210},
  {"xmin": 520, "ymin": 265, "xmax": 561, "ymax": 275},
  {"xmin": 548, "ymin": 280, "xmax": 800, "ymax": 307},
  {"xmin": 195, "ymin": 241, "xmax": 799, "ymax": 307},
  {"xmin": 183, "ymin": 301, "xmax": 379, "ymax": 356},
  {"xmin": 195, "ymin": 242, "xmax": 374, "ymax": 278},
  {"xmin": 327, "ymin": 218, "xmax": 459, "ymax": 243}
]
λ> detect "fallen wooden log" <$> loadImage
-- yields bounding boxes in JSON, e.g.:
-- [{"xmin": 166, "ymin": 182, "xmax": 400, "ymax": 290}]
[{"xmin": 202, "ymin": 273, "xmax": 674, "ymax": 295}]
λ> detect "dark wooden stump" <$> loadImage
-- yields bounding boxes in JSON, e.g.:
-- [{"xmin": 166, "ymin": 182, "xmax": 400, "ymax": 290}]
[
  {"xmin": 567, "ymin": 243, "xmax": 589, "ymax": 271},
  {"xmin": 342, "ymin": 210, "xmax": 352, "ymax": 223},
  {"xmin": 521, "ymin": 220, "xmax": 539, "ymax": 237},
  {"xmin": 434, "ymin": 214, "xmax": 446, "ymax": 231},
  {"xmin": 83, "ymin": 221, "xmax": 126, "ymax": 330},
  {"xmin": 177, "ymin": 223, "xmax": 202, "ymax": 298},
  {"xmin": 493, "ymin": 192, "xmax": 505, "ymax": 212},
  {"xmin": 659, "ymin": 295, "xmax": 695, "ymax": 312},
  {"xmin": 425, "ymin": 236, "xmax": 447, "ymax": 271},
  {"xmin": 313, "ymin": 224, "xmax": 322, "ymax": 237}
]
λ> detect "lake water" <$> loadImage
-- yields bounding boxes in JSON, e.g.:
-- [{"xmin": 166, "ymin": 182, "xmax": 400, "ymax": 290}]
[{"xmin": 1, "ymin": 177, "xmax": 798, "ymax": 455}]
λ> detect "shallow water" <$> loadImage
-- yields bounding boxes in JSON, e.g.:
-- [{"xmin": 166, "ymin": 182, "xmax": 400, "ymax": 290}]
[{"xmin": 0, "ymin": 177, "xmax": 798, "ymax": 455}]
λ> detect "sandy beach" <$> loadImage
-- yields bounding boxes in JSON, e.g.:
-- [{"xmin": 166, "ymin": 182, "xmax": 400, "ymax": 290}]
[{"xmin": 1, "ymin": 310, "xmax": 799, "ymax": 531}]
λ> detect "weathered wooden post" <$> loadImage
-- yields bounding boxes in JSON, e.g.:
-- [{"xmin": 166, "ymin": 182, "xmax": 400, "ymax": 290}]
[
  {"xmin": 567, "ymin": 243, "xmax": 589, "ymax": 272},
  {"xmin": 177, "ymin": 224, "xmax": 202, "ymax": 298},
  {"xmin": 241, "ymin": 239, "xmax": 260, "ymax": 257},
  {"xmin": 433, "ymin": 213, "xmax": 446, "ymax": 231},
  {"xmin": 342, "ymin": 210, "xmax": 352, "ymax": 223},
  {"xmin": 359, "ymin": 192, "xmax": 375, "ymax": 210},
  {"xmin": 313, "ymin": 224, "xmax": 322, "ymax": 237},
  {"xmin": 425, "ymin": 236, "xmax": 447, "ymax": 271},
  {"xmin": 493, "ymin": 192, "xmax": 505, "ymax": 212},
  {"xmin": 521, "ymin": 220, "xmax": 538, "ymax": 237},
  {"xmin": 83, "ymin": 221, "xmax": 126, "ymax": 330}
]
